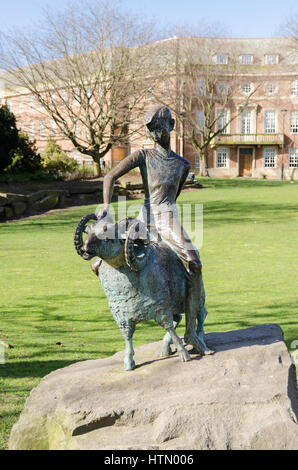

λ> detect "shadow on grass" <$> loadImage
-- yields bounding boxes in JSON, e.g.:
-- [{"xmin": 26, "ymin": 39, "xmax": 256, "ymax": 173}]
[
  {"xmin": 202, "ymin": 200, "xmax": 298, "ymax": 225},
  {"xmin": 0, "ymin": 359, "xmax": 85, "ymax": 379},
  {"xmin": 197, "ymin": 177, "xmax": 289, "ymax": 189},
  {"xmin": 1, "ymin": 200, "xmax": 297, "ymax": 236},
  {"xmin": 205, "ymin": 301, "xmax": 298, "ymax": 348}
]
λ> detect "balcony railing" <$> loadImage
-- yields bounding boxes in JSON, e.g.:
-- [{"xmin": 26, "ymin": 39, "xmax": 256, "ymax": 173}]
[{"xmin": 212, "ymin": 133, "xmax": 284, "ymax": 146}]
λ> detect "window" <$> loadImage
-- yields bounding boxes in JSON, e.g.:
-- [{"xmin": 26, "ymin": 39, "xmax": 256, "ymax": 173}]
[
  {"xmin": 146, "ymin": 85, "xmax": 153, "ymax": 99},
  {"xmin": 19, "ymin": 122, "xmax": 25, "ymax": 133},
  {"xmin": 196, "ymin": 110, "xmax": 205, "ymax": 133},
  {"xmin": 265, "ymin": 54, "xmax": 279, "ymax": 65},
  {"xmin": 73, "ymin": 90, "xmax": 80, "ymax": 106},
  {"xmin": 290, "ymin": 111, "xmax": 298, "ymax": 133},
  {"xmin": 163, "ymin": 81, "xmax": 167, "ymax": 94},
  {"xmin": 217, "ymin": 109, "xmax": 229, "ymax": 134},
  {"xmin": 217, "ymin": 148, "xmax": 228, "ymax": 168},
  {"xmin": 61, "ymin": 90, "xmax": 68, "ymax": 103},
  {"xmin": 217, "ymin": 82, "xmax": 228, "ymax": 96},
  {"xmin": 40, "ymin": 120, "xmax": 45, "ymax": 139},
  {"xmin": 241, "ymin": 110, "xmax": 252, "ymax": 134},
  {"xmin": 291, "ymin": 80, "xmax": 298, "ymax": 97},
  {"xmin": 7, "ymin": 100, "xmax": 12, "ymax": 112},
  {"xmin": 264, "ymin": 148, "xmax": 276, "ymax": 168},
  {"xmin": 74, "ymin": 118, "xmax": 79, "ymax": 136},
  {"xmin": 39, "ymin": 95, "xmax": 45, "ymax": 110},
  {"xmin": 196, "ymin": 78, "xmax": 206, "ymax": 95},
  {"xmin": 51, "ymin": 120, "xmax": 56, "ymax": 137},
  {"xmin": 133, "ymin": 114, "xmax": 137, "ymax": 132},
  {"xmin": 240, "ymin": 54, "xmax": 253, "ymax": 65},
  {"xmin": 289, "ymin": 149, "xmax": 298, "ymax": 168},
  {"xmin": 195, "ymin": 154, "xmax": 200, "ymax": 169},
  {"xmin": 241, "ymin": 82, "xmax": 254, "ymax": 95},
  {"xmin": 19, "ymin": 97, "xmax": 24, "ymax": 112},
  {"xmin": 265, "ymin": 83, "xmax": 277, "ymax": 95},
  {"xmin": 30, "ymin": 96, "xmax": 35, "ymax": 109},
  {"xmin": 215, "ymin": 54, "xmax": 228, "ymax": 65},
  {"xmin": 264, "ymin": 111, "xmax": 276, "ymax": 134},
  {"xmin": 29, "ymin": 121, "xmax": 35, "ymax": 140}
]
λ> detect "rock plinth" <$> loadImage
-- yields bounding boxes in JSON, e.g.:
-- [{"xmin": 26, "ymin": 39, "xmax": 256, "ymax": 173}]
[{"xmin": 9, "ymin": 324, "xmax": 298, "ymax": 450}]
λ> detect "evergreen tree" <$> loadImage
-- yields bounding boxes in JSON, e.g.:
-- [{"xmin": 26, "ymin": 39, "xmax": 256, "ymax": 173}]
[
  {"xmin": 0, "ymin": 105, "xmax": 42, "ymax": 173},
  {"xmin": 0, "ymin": 105, "xmax": 19, "ymax": 172}
]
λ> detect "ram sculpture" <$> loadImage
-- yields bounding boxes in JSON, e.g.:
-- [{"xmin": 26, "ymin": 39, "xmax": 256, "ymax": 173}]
[{"xmin": 74, "ymin": 214, "xmax": 213, "ymax": 371}]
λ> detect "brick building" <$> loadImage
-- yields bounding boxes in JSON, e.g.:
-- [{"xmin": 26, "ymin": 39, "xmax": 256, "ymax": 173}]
[{"xmin": 1, "ymin": 36, "xmax": 298, "ymax": 179}]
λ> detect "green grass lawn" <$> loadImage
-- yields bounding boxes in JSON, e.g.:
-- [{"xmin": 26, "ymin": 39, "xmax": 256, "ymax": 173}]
[{"xmin": 1, "ymin": 178, "xmax": 298, "ymax": 449}]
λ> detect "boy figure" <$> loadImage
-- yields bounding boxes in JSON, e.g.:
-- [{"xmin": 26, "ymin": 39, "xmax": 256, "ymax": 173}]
[{"xmin": 99, "ymin": 105, "xmax": 210, "ymax": 353}]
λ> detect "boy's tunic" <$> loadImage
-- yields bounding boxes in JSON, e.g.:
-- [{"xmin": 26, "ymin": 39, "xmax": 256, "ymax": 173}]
[{"xmin": 106, "ymin": 146, "xmax": 201, "ymax": 271}]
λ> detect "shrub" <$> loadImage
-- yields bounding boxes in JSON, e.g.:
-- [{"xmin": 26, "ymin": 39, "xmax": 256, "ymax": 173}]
[
  {"xmin": 0, "ymin": 105, "xmax": 43, "ymax": 174},
  {"xmin": 7, "ymin": 134, "xmax": 42, "ymax": 174},
  {"xmin": 0, "ymin": 105, "xmax": 22, "ymax": 172},
  {"xmin": 41, "ymin": 139, "xmax": 79, "ymax": 177}
]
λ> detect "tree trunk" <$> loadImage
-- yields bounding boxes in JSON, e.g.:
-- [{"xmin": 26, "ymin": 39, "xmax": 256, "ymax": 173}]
[
  {"xmin": 93, "ymin": 161, "xmax": 101, "ymax": 178},
  {"xmin": 199, "ymin": 149, "xmax": 210, "ymax": 177}
]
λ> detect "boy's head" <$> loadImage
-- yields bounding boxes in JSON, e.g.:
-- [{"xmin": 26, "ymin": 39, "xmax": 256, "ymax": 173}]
[{"xmin": 144, "ymin": 106, "xmax": 175, "ymax": 146}]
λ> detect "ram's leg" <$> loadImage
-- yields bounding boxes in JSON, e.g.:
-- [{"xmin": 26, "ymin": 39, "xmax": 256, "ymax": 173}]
[
  {"xmin": 159, "ymin": 314, "xmax": 190, "ymax": 363},
  {"xmin": 195, "ymin": 279, "xmax": 214, "ymax": 355},
  {"xmin": 166, "ymin": 326, "xmax": 190, "ymax": 363},
  {"xmin": 160, "ymin": 314, "xmax": 182, "ymax": 357},
  {"xmin": 119, "ymin": 321, "xmax": 136, "ymax": 371},
  {"xmin": 184, "ymin": 264, "xmax": 207, "ymax": 356}
]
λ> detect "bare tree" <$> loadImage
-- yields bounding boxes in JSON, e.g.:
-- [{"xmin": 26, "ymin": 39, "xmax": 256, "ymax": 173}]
[
  {"xmin": 0, "ymin": 0, "xmax": 161, "ymax": 175},
  {"xmin": 154, "ymin": 35, "xmax": 257, "ymax": 176}
]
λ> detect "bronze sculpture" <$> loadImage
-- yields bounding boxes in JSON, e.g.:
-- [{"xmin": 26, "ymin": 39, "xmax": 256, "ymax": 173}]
[{"xmin": 75, "ymin": 105, "xmax": 213, "ymax": 370}]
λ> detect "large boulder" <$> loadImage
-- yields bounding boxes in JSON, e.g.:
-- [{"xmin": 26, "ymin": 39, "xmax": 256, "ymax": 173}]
[{"xmin": 8, "ymin": 324, "xmax": 298, "ymax": 450}]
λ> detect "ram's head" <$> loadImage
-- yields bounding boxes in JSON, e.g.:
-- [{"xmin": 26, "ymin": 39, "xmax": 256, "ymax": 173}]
[{"xmin": 74, "ymin": 215, "xmax": 150, "ymax": 271}]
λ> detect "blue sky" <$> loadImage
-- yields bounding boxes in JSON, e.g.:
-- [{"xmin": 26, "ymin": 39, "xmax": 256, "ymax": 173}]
[{"xmin": 1, "ymin": 0, "xmax": 297, "ymax": 38}]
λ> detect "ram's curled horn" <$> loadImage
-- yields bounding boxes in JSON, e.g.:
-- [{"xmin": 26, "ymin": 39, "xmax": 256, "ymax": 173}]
[
  {"xmin": 74, "ymin": 213, "xmax": 98, "ymax": 259},
  {"xmin": 124, "ymin": 221, "xmax": 151, "ymax": 272}
]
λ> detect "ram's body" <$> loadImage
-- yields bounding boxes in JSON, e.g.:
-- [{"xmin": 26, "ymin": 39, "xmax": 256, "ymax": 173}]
[
  {"xmin": 75, "ymin": 215, "xmax": 211, "ymax": 370},
  {"xmin": 99, "ymin": 241, "xmax": 186, "ymax": 327}
]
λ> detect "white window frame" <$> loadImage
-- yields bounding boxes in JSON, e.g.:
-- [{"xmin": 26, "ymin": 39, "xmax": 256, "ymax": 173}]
[
  {"xmin": 215, "ymin": 54, "xmax": 228, "ymax": 65},
  {"xmin": 7, "ymin": 99, "xmax": 12, "ymax": 112},
  {"xmin": 240, "ymin": 54, "xmax": 253, "ymax": 65},
  {"xmin": 195, "ymin": 154, "xmax": 200, "ymax": 169},
  {"xmin": 216, "ymin": 147, "xmax": 229, "ymax": 168},
  {"xmin": 30, "ymin": 96, "xmax": 35, "ymax": 109},
  {"xmin": 241, "ymin": 82, "xmax": 254, "ymax": 95},
  {"xmin": 40, "ymin": 120, "xmax": 45, "ymax": 139},
  {"xmin": 264, "ymin": 110, "xmax": 277, "ymax": 134},
  {"xmin": 196, "ymin": 78, "xmax": 206, "ymax": 95},
  {"xmin": 74, "ymin": 118, "xmax": 80, "ymax": 136},
  {"xmin": 50, "ymin": 120, "xmax": 56, "ymax": 137},
  {"xmin": 290, "ymin": 111, "xmax": 298, "ymax": 134},
  {"xmin": 265, "ymin": 54, "xmax": 279, "ymax": 65},
  {"xmin": 19, "ymin": 122, "xmax": 25, "ymax": 134},
  {"xmin": 19, "ymin": 96, "xmax": 24, "ymax": 113},
  {"xmin": 29, "ymin": 121, "xmax": 35, "ymax": 140},
  {"xmin": 289, "ymin": 148, "xmax": 298, "ymax": 168},
  {"xmin": 265, "ymin": 83, "xmax": 277, "ymax": 95},
  {"xmin": 61, "ymin": 90, "xmax": 68, "ymax": 103},
  {"xmin": 264, "ymin": 147, "xmax": 276, "ymax": 168},
  {"xmin": 196, "ymin": 109, "xmax": 205, "ymax": 134},
  {"xmin": 73, "ymin": 90, "xmax": 80, "ymax": 106},
  {"xmin": 291, "ymin": 80, "xmax": 298, "ymax": 97},
  {"xmin": 217, "ymin": 108, "xmax": 230, "ymax": 134},
  {"xmin": 241, "ymin": 110, "xmax": 252, "ymax": 134}
]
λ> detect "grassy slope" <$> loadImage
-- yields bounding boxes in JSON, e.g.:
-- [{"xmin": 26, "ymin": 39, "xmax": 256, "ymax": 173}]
[{"xmin": 0, "ymin": 178, "xmax": 297, "ymax": 449}]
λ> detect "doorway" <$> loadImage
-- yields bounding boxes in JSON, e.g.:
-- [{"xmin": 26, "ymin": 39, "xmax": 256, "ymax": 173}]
[{"xmin": 239, "ymin": 148, "xmax": 253, "ymax": 177}]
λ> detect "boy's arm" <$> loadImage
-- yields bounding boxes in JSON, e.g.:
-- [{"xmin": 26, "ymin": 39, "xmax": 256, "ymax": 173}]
[
  {"xmin": 100, "ymin": 150, "xmax": 143, "ymax": 217},
  {"xmin": 175, "ymin": 164, "xmax": 191, "ymax": 201}
]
